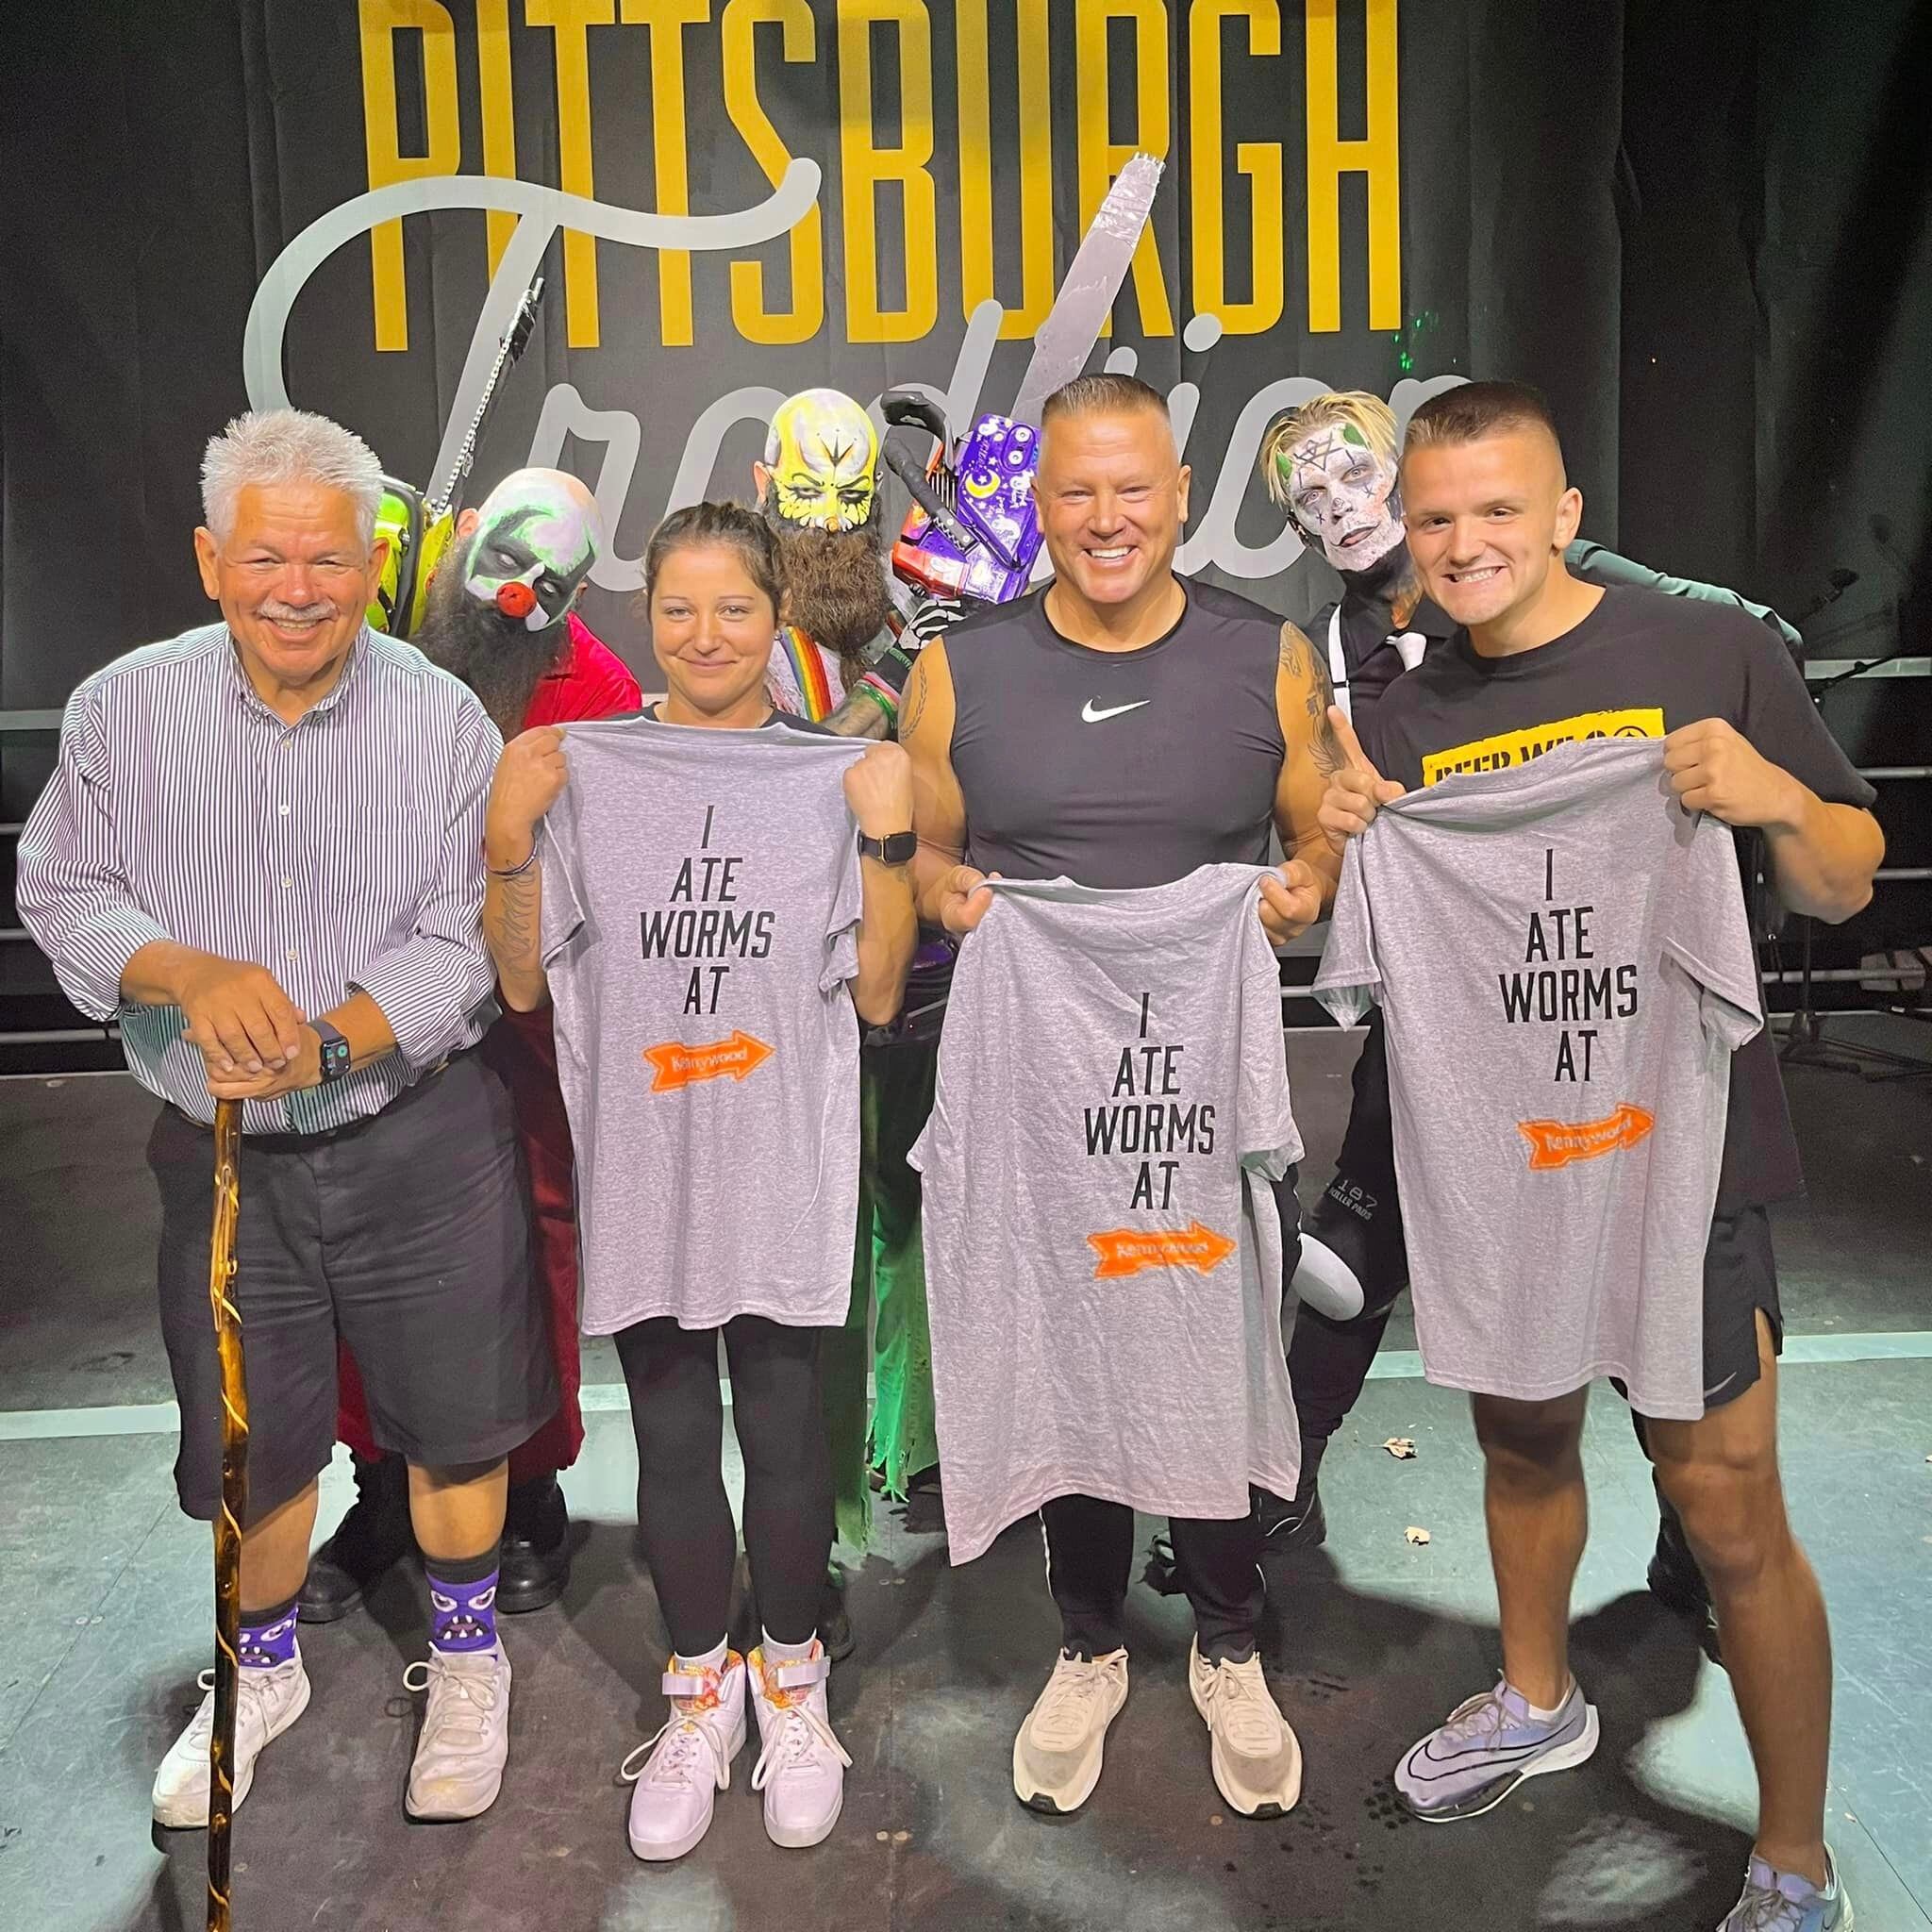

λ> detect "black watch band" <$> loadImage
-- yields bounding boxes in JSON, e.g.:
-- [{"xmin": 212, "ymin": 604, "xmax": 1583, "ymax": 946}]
[
  {"xmin": 857, "ymin": 829, "xmax": 917, "ymax": 866},
  {"xmin": 312, "ymin": 1019, "xmax": 353, "ymax": 1085}
]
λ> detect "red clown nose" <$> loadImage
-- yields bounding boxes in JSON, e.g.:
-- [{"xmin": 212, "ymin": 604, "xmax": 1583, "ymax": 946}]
[{"xmin": 495, "ymin": 580, "xmax": 539, "ymax": 620}]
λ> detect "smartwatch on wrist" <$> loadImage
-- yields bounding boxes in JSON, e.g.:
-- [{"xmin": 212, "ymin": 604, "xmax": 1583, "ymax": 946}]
[
  {"xmin": 312, "ymin": 1019, "xmax": 353, "ymax": 1085},
  {"xmin": 857, "ymin": 829, "xmax": 917, "ymax": 866}
]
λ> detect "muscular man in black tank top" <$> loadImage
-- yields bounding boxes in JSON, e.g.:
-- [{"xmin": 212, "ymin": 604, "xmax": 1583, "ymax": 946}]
[{"xmin": 898, "ymin": 375, "xmax": 1341, "ymax": 1824}]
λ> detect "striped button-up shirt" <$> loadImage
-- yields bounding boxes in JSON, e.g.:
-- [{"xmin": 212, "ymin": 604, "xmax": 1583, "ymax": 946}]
[{"xmin": 18, "ymin": 622, "xmax": 503, "ymax": 1135}]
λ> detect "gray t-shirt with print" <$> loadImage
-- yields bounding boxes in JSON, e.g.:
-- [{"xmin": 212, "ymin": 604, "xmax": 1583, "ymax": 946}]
[
  {"xmin": 1314, "ymin": 738, "xmax": 1762, "ymax": 1419},
  {"xmin": 911, "ymin": 864, "xmax": 1306, "ymax": 1563},
  {"xmin": 540, "ymin": 716, "xmax": 865, "ymax": 1333}
]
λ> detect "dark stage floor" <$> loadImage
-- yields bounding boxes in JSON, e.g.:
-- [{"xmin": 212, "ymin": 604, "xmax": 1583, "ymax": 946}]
[{"xmin": 2, "ymin": 1022, "xmax": 1928, "ymax": 1931}]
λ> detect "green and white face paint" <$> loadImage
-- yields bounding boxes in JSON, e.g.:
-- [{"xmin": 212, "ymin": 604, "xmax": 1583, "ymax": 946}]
[
  {"xmin": 461, "ymin": 471, "xmax": 602, "ymax": 631},
  {"xmin": 1279, "ymin": 422, "xmax": 1405, "ymax": 573}
]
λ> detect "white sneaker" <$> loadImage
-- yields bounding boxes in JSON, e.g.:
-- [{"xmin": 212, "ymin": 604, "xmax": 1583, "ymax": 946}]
[
  {"xmin": 622, "ymin": 1651, "xmax": 747, "ymax": 1861},
  {"xmin": 151, "ymin": 1653, "xmax": 312, "ymax": 1828},
  {"xmin": 1188, "ymin": 1639, "xmax": 1303, "ymax": 1817},
  {"xmin": 403, "ymin": 1641, "xmax": 512, "ymax": 1821},
  {"xmin": 748, "ymin": 1643, "xmax": 851, "ymax": 1849},
  {"xmin": 1011, "ymin": 1648, "xmax": 1129, "ymax": 1814}
]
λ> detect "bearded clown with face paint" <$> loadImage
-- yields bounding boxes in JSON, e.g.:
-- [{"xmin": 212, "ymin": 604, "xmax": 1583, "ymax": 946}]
[
  {"xmin": 459, "ymin": 475, "xmax": 596, "ymax": 625},
  {"xmin": 758, "ymin": 386, "xmax": 881, "ymax": 534},
  {"xmin": 412, "ymin": 468, "xmax": 639, "ymax": 737},
  {"xmin": 308, "ymin": 466, "xmax": 641, "ymax": 1628},
  {"xmin": 1214, "ymin": 391, "xmax": 1802, "ymax": 1653},
  {"xmin": 753, "ymin": 388, "xmax": 924, "ymax": 741}
]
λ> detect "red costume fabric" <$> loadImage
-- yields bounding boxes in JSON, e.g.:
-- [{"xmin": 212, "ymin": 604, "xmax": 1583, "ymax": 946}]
[{"xmin": 335, "ymin": 613, "xmax": 643, "ymax": 1477}]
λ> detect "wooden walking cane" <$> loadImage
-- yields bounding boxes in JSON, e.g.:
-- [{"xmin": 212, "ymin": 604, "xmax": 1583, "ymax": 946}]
[{"xmin": 205, "ymin": 1097, "xmax": 246, "ymax": 1932}]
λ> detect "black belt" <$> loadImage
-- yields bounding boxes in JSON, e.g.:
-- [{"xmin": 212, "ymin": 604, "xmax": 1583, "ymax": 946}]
[{"xmin": 164, "ymin": 1046, "xmax": 471, "ymax": 1147}]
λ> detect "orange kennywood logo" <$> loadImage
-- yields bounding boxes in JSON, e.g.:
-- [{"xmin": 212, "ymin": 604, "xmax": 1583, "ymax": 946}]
[
  {"xmin": 1516, "ymin": 1102, "xmax": 1655, "ymax": 1171},
  {"xmin": 642, "ymin": 1031, "xmax": 774, "ymax": 1094},
  {"xmin": 1087, "ymin": 1222, "xmax": 1237, "ymax": 1279}
]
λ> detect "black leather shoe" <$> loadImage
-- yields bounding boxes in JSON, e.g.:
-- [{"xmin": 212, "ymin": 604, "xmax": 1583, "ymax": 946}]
[
  {"xmin": 497, "ymin": 1474, "xmax": 571, "ymax": 1614},
  {"xmin": 900, "ymin": 1466, "xmax": 946, "ymax": 1538},
  {"xmin": 297, "ymin": 1452, "xmax": 412, "ymax": 1624},
  {"xmin": 1255, "ymin": 1478, "xmax": 1327, "ymax": 1552}
]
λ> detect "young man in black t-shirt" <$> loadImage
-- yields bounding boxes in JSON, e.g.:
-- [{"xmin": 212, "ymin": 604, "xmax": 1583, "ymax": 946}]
[
  {"xmin": 1320, "ymin": 384, "xmax": 1879, "ymax": 1932},
  {"xmin": 1249, "ymin": 390, "xmax": 1805, "ymax": 1573}
]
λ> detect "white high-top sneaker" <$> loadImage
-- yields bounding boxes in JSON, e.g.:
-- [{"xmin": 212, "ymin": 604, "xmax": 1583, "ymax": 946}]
[
  {"xmin": 403, "ymin": 1641, "xmax": 513, "ymax": 1821},
  {"xmin": 151, "ymin": 1652, "xmax": 312, "ymax": 1828},
  {"xmin": 748, "ymin": 1642, "xmax": 850, "ymax": 1849},
  {"xmin": 622, "ymin": 1651, "xmax": 748, "ymax": 1861}
]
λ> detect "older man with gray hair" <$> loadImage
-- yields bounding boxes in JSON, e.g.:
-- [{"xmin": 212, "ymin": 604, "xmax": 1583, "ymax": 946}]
[{"xmin": 17, "ymin": 407, "xmax": 554, "ymax": 1828}]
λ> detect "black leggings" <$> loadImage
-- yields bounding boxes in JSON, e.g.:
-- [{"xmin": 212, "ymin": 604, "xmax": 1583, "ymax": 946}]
[{"xmin": 613, "ymin": 1314, "xmax": 832, "ymax": 1657}]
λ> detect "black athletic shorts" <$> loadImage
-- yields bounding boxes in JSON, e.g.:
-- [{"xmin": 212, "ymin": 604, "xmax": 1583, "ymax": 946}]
[
  {"xmin": 1664, "ymin": 1202, "xmax": 1785, "ymax": 1415},
  {"xmin": 149, "ymin": 1050, "xmax": 557, "ymax": 1524}
]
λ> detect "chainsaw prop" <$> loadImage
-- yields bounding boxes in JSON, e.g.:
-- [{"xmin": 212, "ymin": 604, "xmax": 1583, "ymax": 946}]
[
  {"xmin": 367, "ymin": 273, "xmax": 546, "ymax": 640},
  {"xmin": 879, "ymin": 152, "xmax": 1164, "ymax": 611},
  {"xmin": 881, "ymin": 393, "xmax": 1041, "ymax": 605}
]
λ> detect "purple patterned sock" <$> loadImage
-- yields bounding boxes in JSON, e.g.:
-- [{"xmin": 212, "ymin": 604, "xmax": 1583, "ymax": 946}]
[
  {"xmin": 425, "ymin": 1562, "xmax": 500, "ymax": 1655},
  {"xmin": 238, "ymin": 1598, "xmax": 299, "ymax": 1670}
]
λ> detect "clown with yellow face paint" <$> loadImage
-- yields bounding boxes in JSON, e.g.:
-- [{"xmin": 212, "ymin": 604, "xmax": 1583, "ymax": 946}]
[
  {"xmin": 753, "ymin": 388, "xmax": 915, "ymax": 741},
  {"xmin": 755, "ymin": 387, "xmax": 880, "ymax": 534}
]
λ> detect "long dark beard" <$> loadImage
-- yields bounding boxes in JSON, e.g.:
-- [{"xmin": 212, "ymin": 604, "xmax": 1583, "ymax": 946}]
[
  {"xmin": 414, "ymin": 565, "xmax": 567, "ymax": 738},
  {"xmin": 763, "ymin": 503, "xmax": 893, "ymax": 669}
]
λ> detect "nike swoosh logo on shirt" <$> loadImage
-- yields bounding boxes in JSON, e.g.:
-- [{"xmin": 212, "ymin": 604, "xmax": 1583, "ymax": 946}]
[
  {"xmin": 1702, "ymin": 1370, "xmax": 1740, "ymax": 1401},
  {"xmin": 1080, "ymin": 699, "xmax": 1151, "ymax": 724}
]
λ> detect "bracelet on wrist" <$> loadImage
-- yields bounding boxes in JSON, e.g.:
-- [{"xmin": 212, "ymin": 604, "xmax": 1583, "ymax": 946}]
[{"xmin": 488, "ymin": 841, "xmax": 539, "ymax": 879}]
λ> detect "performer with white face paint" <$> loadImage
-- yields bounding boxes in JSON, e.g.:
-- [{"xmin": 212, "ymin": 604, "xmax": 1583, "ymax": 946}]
[
  {"xmin": 1263, "ymin": 393, "xmax": 1455, "ymax": 736},
  {"xmin": 1275, "ymin": 411, "xmax": 1407, "ymax": 574}
]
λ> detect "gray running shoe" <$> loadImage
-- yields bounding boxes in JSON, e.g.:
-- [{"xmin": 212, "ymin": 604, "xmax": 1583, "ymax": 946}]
[
  {"xmin": 1395, "ymin": 1677, "xmax": 1598, "ymax": 1821},
  {"xmin": 1716, "ymin": 1852, "xmax": 1852, "ymax": 1931}
]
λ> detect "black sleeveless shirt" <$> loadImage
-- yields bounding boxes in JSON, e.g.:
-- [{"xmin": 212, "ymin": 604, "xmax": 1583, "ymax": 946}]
[{"xmin": 946, "ymin": 580, "xmax": 1285, "ymax": 891}]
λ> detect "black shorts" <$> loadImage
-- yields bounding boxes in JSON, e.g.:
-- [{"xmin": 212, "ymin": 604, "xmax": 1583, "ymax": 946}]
[
  {"xmin": 149, "ymin": 1052, "xmax": 558, "ymax": 1524},
  {"xmin": 1674, "ymin": 1202, "xmax": 1785, "ymax": 1415}
]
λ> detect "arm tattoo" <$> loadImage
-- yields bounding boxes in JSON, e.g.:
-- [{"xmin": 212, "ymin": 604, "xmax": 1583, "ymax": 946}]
[
  {"xmin": 824, "ymin": 691, "xmax": 891, "ymax": 740},
  {"xmin": 487, "ymin": 871, "xmax": 542, "ymax": 973},
  {"xmin": 899, "ymin": 653, "xmax": 931, "ymax": 745},
  {"xmin": 1280, "ymin": 622, "xmax": 1344, "ymax": 776}
]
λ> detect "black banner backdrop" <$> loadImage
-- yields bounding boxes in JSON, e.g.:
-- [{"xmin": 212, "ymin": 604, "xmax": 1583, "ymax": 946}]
[{"xmin": 2, "ymin": 0, "xmax": 1927, "ymax": 817}]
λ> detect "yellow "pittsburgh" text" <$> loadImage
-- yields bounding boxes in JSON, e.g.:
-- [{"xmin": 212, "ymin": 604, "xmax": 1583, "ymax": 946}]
[{"xmin": 357, "ymin": 0, "xmax": 1402, "ymax": 351}]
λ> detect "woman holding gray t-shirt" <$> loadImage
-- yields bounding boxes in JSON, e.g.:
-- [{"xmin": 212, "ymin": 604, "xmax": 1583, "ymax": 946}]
[{"xmin": 478, "ymin": 502, "xmax": 916, "ymax": 1863}]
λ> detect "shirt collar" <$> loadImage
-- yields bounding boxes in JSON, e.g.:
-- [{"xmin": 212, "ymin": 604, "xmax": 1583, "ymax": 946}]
[{"xmin": 225, "ymin": 625, "xmax": 373, "ymax": 722}]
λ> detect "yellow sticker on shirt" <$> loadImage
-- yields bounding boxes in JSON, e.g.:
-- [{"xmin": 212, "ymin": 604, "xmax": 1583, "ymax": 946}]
[{"xmin": 1421, "ymin": 708, "xmax": 1666, "ymax": 785}]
